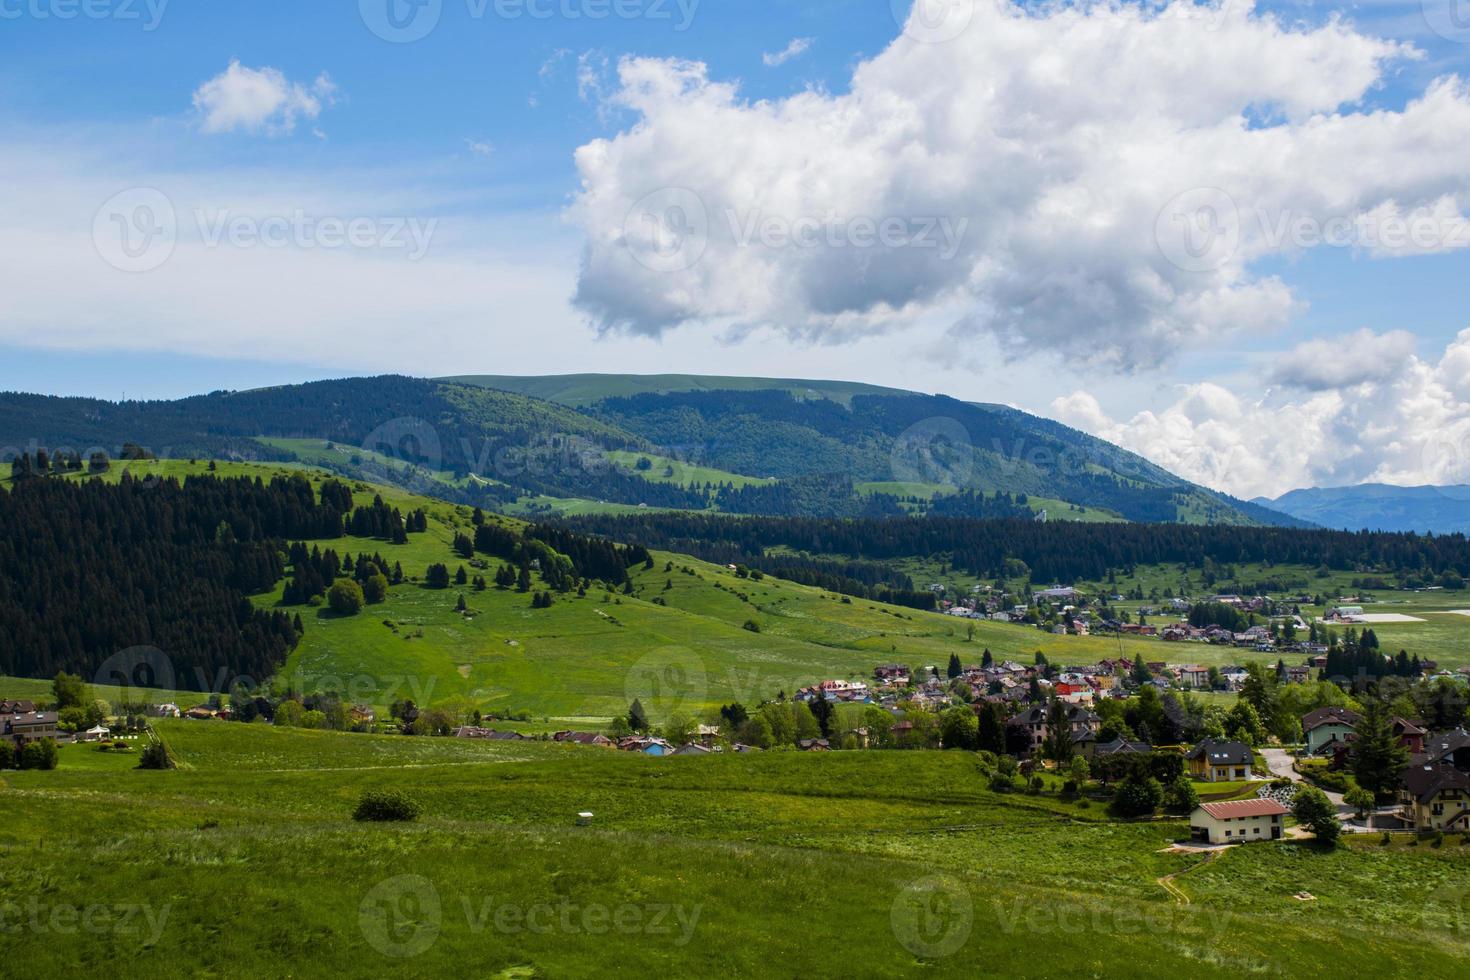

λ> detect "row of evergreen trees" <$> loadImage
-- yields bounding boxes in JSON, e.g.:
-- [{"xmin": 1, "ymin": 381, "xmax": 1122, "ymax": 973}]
[{"xmin": 560, "ymin": 512, "xmax": 1470, "ymax": 586}]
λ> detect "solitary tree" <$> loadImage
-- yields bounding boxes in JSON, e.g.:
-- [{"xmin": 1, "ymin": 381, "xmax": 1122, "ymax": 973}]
[
  {"xmin": 627, "ymin": 698, "xmax": 650, "ymax": 733},
  {"xmin": 327, "ymin": 579, "xmax": 365, "ymax": 616},
  {"xmin": 1293, "ymin": 786, "xmax": 1341, "ymax": 844}
]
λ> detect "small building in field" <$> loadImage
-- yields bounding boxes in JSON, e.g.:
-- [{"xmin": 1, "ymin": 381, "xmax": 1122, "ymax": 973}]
[{"xmin": 1189, "ymin": 799, "xmax": 1288, "ymax": 844}]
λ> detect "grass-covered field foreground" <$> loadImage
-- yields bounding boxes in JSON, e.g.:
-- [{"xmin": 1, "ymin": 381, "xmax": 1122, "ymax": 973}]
[{"xmin": 2, "ymin": 722, "xmax": 1467, "ymax": 977}]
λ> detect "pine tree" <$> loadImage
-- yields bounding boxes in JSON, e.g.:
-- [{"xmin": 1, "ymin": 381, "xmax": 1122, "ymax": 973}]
[
  {"xmin": 627, "ymin": 698, "xmax": 649, "ymax": 733},
  {"xmin": 1352, "ymin": 698, "xmax": 1409, "ymax": 799}
]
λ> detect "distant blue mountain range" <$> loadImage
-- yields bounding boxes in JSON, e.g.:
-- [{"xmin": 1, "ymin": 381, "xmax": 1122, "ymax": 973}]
[{"xmin": 1252, "ymin": 484, "xmax": 1470, "ymax": 534}]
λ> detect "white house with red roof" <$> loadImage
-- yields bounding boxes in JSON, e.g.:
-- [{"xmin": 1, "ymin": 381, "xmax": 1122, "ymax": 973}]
[{"xmin": 1188, "ymin": 799, "xmax": 1289, "ymax": 844}]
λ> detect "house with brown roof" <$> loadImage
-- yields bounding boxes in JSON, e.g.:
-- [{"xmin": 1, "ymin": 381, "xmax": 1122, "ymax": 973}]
[
  {"xmin": 1, "ymin": 707, "xmax": 59, "ymax": 749},
  {"xmin": 1006, "ymin": 703, "xmax": 1101, "ymax": 755},
  {"xmin": 1398, "ymin": 763, "xmax": 1470, "ymax": 831},
  {"xmin": 1189, "ymin": 799, "xmax": 1288, "ymax": 844},
  {"xmin": 1186, "ymin": 739, "xmax": 1253, "ymax": 782},
  {"xmin": 553, "ymin": 731, "xmax": 615, "ymax": 748},
  {"xmin": 1390, "ymin": 717, "xmax": 1426, "ymax": 755}
]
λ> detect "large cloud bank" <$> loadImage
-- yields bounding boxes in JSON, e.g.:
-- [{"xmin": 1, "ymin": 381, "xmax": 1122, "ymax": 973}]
[{"xmin": 569, "ymin": 1, "xmax": 1470, "ymax": 370}]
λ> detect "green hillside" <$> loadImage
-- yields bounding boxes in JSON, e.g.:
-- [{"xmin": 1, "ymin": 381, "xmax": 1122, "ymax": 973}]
[
  {"xmin": 444, "ymin": 372, "xmax": 903, "ymax": 407},
  {"xmin": 0, "ymin": 373, "xmax": 1306, "ymax": 526},
  {"xmin": 452, "ymin": 374, "xmax": 1302, "ymax": 526}
]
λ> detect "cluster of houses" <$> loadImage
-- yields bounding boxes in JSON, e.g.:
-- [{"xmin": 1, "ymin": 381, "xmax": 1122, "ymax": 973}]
[
  {"xmin": 1300, "ymin": 706, "xmax": 1470, "ymax": 832},
  {"xmin": 454, "ymin": 724, "xmax": 778, "ymax": 756}
]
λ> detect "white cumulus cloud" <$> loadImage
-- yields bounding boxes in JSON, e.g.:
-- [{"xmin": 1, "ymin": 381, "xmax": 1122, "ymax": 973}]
[
  {"xmin": 568, "ymin": 0, "xmax": 1470, "ymax": 371},
  {"xmin": 193, "ymin": 61, "xmax": 337, "ymax": 136},
  {"xmin": 1051, "ymin": 329, "xmax": 1470, "ymax": 498}
]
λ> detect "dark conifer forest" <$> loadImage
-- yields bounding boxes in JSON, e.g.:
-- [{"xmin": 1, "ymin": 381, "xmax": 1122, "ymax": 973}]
[{"xmin": 0, "ymin": 471, "xmax": 338, "ymax": 688}]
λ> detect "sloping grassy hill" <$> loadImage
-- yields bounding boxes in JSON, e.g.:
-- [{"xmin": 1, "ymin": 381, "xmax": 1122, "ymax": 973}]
[
  {"xmin": 2, "ymin": 721, "xmax": 1466, "ymax": 976},
  {"xmin": 445, "ymin": 372, "xmax": 903, "ymax": 407}
]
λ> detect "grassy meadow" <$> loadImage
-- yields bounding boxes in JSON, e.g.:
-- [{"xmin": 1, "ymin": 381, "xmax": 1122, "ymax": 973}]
[{"xmin": 2, "ymin": 721, "xmax": 1467, "ymax": 976}]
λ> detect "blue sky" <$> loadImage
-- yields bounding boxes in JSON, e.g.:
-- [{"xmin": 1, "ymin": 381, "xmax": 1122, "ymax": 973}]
[{"xmin": 2, "ymin": 1, "xmax": 1469, "ymax": 496}]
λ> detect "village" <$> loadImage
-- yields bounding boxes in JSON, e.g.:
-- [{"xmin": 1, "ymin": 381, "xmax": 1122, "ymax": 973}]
[{"xmin": 7, "ymin": 580, "xmax": 1469, "ymax": 851}]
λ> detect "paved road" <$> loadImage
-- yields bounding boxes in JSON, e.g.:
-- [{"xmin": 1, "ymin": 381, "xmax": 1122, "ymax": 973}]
[{"xmin": 1259, "ymin": 747, "xmax": 1397, "ymax": 832}]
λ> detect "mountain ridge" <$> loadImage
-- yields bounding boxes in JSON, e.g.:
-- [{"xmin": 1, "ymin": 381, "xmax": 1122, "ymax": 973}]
[
  {"xmin": 1253, "ymin": 483, "xmax": 1470, "ymax": 534},
  {"xmin": 0, "ymin": 373, "xmax": 1307, "ymax": 527}
]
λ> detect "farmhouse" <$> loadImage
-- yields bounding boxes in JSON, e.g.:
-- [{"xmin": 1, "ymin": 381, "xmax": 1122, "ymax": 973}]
[
  {"xmin": 1186, "ymin": 739, "xmax": 1253, "ymax": 782},
  {"xmin": 1, "ymin": 705, "xmax": 59, "ymax": 749},
  {"xmin": 1189, "ymin": 799, "xmax": 1288, "ymax": 844},
  {"xmin": 1302, "ymin": 706, "xmax": 1361, "ymax": 755}
]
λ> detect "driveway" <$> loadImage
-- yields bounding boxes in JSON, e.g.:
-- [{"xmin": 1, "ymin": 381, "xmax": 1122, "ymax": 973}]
[{"xmin": 1259, "ymin": 747, "xmax": 1397, "ymax": 833}]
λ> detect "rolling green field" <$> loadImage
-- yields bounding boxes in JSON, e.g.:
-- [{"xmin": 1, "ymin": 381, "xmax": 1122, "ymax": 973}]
[{"xmin": 2, "ymin": 721, "xmax": 1466, "ymax": 976}]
